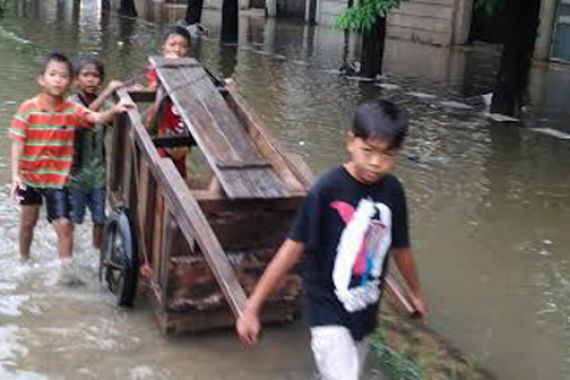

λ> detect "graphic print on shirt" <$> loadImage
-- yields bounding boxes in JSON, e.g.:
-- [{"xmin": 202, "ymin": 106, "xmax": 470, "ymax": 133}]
[{"xmin": 330, "ymin": 198, "xmax": 392, "ymax": 313}]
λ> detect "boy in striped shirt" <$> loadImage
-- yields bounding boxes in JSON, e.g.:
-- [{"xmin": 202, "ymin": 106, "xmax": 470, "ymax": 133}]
[{"xmin": 9, "ymin": 52, "xmax": 132, "ymax": 262}]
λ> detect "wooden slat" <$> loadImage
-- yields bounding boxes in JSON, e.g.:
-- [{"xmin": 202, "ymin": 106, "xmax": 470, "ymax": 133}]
[
  {"xmin": 216, "ymin": 158, "xmax": 271, "ymax": 169},
  {"xmin": 152, "ymin": 189, "xmax": 165, "ymax": 286},
  {"xmin": 224, "ymin": 83, "xmax": 314, "ymax": 191},
  {"xmin": 150, "ymin": 57, "xmax": 288, "ymax": 199},
  {"xmin": 117, "ymin": 88, "xmax": 247, "ymax": 318},
  {"xmin": 161, "ymin": 210, "xmax": 174, "ymax": 307}
]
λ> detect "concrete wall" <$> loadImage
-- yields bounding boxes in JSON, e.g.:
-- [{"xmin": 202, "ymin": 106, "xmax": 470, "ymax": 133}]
[
  {"xmin": 315, "ymin": 0, "xmax": 473, "ymax": 46},
  {"xmin": 388, "ymin": 0, "xmax": 455, "ymax": 45}
]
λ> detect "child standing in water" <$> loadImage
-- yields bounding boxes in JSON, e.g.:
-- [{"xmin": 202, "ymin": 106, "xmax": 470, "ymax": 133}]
[
  {"xmin": 9, "ymin": 52, "xmax": 132, "ymax": 263},
  {"xmin": 68, "ymin": 55, "xmax": 123, "ymax": 249},
  {"xmin": 236, "ymin": 100, "xmax": 428, "ymax": 380},
  {"xmin": 147, "ymin": 25, "xmax": 192, "ymax": 177}
]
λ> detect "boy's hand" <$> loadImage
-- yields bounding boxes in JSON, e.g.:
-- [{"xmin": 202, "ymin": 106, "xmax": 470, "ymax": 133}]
[
  {"xmin": 409, "ymin": 293, "xmax": 428, "ymax": 319},
  {"xmin": 236, "ymin": 307, "xmax": 261, "ymax": 346},
  {"xmin": 106, "ymin": 80, "xmax": 124, "ymax": 93},
  {"xmin": 113, "ymin": 99, "xmax": 136, "ymax": 114},
  {"xmin": 10, "ymin": 176, "xmax": 22, "ymax": 201}
]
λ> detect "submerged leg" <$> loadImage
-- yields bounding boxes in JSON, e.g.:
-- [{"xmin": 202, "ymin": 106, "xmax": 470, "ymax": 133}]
[{"xmin": 19, "ymin": 205, "xmax": 40, "ymax": 261}]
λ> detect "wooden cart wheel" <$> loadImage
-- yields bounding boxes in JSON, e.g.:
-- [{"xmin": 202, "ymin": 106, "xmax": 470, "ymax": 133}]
[{"xmin": 99, "ymin": 207, "xmax": 138, "ymax": 307}]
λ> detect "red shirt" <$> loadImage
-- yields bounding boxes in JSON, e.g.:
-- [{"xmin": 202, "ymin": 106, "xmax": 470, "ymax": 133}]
[
  {"xmin": 147, "ymin": 66, "xmax": 187, "ymax": 158},
  {"xmin": 9, "ymin": 96, "xmax": 89, "ymax": 188}
]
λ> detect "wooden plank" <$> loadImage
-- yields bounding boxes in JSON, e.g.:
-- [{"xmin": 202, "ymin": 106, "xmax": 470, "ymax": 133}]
[
  {"xmin": 116, "ymin": 88, "xmax": 247, "ymax": 318},
  {"xmin": 224, "ymin": 83, "xmax": 313, "ymax": 191},
  {"xmin": 161, "ymin": 210, "xmax": 174, "ymax": 307},
  {"xmin": 122, "ymin": 115, "xmax": 134, "ymax": 204},
  {"xmin": 142, "ymin": 165, "xmax": 157, "ymax": 266},
  {"xmin": 109, "ymin": 113, "xmax": 127, "ymax": 193},
  {"xmin": 150, "ymin": 57, "xmax": 288, "ymax": 199},
  {"xmin": 152, "ymin": 189, "xmax": 165, "ymax": 288},
  {"xmin": 216, "ymin": 158, "xmax": 271, "ymax": 169},
  {"xmin": 159, "ymin": 302, "xmax": 298, "ymax": 333},
  {"xmin": 192, "ymin": 190, "xmax": 305, "ymax": 213},
  {"xmin": 207, "ymin": 209, "xmax": 294, "ymax": 251}
]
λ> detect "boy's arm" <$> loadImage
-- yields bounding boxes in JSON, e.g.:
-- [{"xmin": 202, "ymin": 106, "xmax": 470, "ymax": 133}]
[
  {"xmin": 392, "ymin": 247, "xmax": 428, "ymax": 319},
  {"xmin": 84, "ymin": 98, "xmax": 135, "ymax": 125},
  {"xmin": 236, "ymin": 239, "xmax": 304, "ymax": 346},
  {"xmin": 88, "ymin": 80, "xmax": 124, "ymax": 112},
  {"xmin": 10, "ymin": 140, "xmax": 24, "ymax": 199}
]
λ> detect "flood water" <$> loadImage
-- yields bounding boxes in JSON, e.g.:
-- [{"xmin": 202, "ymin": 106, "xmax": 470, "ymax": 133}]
[{"xmin": 1, "ymin": 0, "xmax": 570, "ymax": 379}]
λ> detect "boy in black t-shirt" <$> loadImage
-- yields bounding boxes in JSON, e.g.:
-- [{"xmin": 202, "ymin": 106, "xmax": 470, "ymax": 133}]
[{"xmin": 236, "ymin": 100, "xmax": 427, "ymax": 380}]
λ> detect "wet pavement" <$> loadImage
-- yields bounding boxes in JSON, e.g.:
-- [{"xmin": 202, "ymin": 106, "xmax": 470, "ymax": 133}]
[{"xmin": 1, "ymin": 0, "xmax": 570, "ymax": 379}]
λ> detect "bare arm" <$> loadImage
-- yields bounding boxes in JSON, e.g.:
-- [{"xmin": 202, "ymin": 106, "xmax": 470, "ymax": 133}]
[
  {"xmin": 10, "ymin": 140, "xmax": 24, "ymax": 199},
  {"xmin": 236, "ymin": 239, "xmax": 304, "ymax": 345},
  {"xmin": 84, "ymin": 98, "xmax": 135, "ymax": 125},
  {"xmin": 88, "ymin": 80, "xmax": 124, "ymax": 112},
  {"xmin": 392, "ymin": 247, "xmax": 428, "ymax": 319}
]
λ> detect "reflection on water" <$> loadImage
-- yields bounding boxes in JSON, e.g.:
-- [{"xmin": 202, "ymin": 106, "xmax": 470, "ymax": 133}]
[{"xmin": 1, "ymin": 0, "xmax": 570, "ymax": 379}]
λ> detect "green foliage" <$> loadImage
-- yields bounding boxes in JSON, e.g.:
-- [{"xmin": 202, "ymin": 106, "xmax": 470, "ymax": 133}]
[
  {"xmin": 370, "ymin": 332, "xmax": 423, "ymax": 380},
  {"xmin": 336, "ymin": 0, "xmax": 406, "ymax": 31},
  {"xmin": 474, "ymin": 0, "xmax": 504, "ymax": 15}
]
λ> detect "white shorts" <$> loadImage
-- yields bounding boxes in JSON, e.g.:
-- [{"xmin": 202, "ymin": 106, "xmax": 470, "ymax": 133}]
[{"xmin": 310, "ymin": 325, "xmax": 369, "ymax": 380}]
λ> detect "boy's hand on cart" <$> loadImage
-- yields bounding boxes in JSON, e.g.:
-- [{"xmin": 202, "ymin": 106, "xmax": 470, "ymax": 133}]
[
  {"xmin": 113, "ymin": 99, "xmax": 137, "ymax": 113},
  {"xmin": 409, "ymin": 292, "xmax": 428, "ymax": 320},
  {"xmin": 236, "ymin": 307, "xmax": 261, "ymax": 346},
  {"xmin": 105, "ymin": 80, "xmax": 124, "ymax": 93}
]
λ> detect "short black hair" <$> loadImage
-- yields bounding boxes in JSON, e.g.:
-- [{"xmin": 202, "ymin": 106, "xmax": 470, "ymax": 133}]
[
  {"xmin": 163, "ymin": 25, "xmax": 192, "ymax": 47},
  {"xmin": 40, "ymin": 52, "xmax": 73, "ymax": 76},
  {"xmin": 74, "ymin": 54, "xmax": 105, "ymax": 79},
  {"xmin": 352, "ymin": 100, "xmax": 408, "ymax": 150}
]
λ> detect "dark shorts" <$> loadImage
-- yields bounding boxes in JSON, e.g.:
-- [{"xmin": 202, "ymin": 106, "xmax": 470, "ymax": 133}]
[
  {"xmin": 18, "ymin": 185, "xmax": 71, "ymax": 222},
  {"xmin": 69, "ymin": 186, "xmax": 106, "ymax": 225}
]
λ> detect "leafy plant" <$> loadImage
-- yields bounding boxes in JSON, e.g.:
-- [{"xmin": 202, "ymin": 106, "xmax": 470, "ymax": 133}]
[
  {"xmin": 474, "ymin": 0, "xmax": 504, "ymax": 15},
  {"xmin": 370, "ymin": 332, "xmax": 423, "ymax": 380},
  {"xmin": 336, "ymin": 0, "xmax": 407, "ymax": 31}
]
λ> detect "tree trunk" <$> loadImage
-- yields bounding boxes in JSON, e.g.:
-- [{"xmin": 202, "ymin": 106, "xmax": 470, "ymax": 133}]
[
  {"xmin": 490, "ymin": 0, "xmax": 541, "ymax": 117},
  {"xmin": 360, "ymin": 16, "xmax": 386, "ymax": 78},
  {"xmin": 221, "ymin": 0, "xmax": 239, "ymax": 43},
  {"xmin": 185, "ymin": 0, "xmax": 204, "ymax": 25},
  {"xmin": 118, "ymin": 0, "xmax": 137, "ymax": 17}
]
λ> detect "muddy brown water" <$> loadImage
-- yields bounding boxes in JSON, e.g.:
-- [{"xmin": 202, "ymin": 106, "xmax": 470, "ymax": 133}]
[{"xmin": 1, "ymin": 1, "xmax": 570, "ymax": 379}]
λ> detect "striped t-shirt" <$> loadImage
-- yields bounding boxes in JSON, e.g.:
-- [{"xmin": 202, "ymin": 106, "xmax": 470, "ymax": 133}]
[{"xmin": 9, "ymin": 96, "xmax": 89, "ymax": 188}]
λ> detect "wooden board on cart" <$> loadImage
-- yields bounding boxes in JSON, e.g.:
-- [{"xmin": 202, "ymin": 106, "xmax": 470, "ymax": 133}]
[{"xmin": 150, "ymin": 56, "xmax": 289, "ymax": 200}]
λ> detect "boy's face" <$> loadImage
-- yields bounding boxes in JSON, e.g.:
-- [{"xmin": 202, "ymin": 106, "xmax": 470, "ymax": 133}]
[
  {"xmin": 38, "ymin": 61, "xmax": 71, "ymax": 98},
  {"xmin": 162, "ymin": 34, "xmax": 190, "ymax": 58},
  {"xmin": 75, "ymin": 64, "xmax": 102, "ymax": 96},
  {"xmin": 345, "ymin": 134, "xmax": 398, "ymax": 184}
]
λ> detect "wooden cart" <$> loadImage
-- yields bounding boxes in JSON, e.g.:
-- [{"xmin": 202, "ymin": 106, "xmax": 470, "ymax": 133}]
[{"xmin": 100, "ymin": 57, "xmax": 313, "ymax": 333}]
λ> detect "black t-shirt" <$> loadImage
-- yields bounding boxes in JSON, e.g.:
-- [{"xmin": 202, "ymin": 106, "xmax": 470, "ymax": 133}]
[{"xmin": 289, "ymin": 165, "xmax": 410, "ymax": 340}]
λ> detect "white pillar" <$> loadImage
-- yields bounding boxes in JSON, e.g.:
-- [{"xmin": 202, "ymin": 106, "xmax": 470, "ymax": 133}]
[
  {"xmin": 534, "ymin": 0, "xmax": 558, "ymax": 61},
  {"xmin": 266, "ymin": 0, "xmax": 277, "ymax": 16},
  {"xmin": 451, "ymin": 0, "xmax": 474, "ymax": 45}
]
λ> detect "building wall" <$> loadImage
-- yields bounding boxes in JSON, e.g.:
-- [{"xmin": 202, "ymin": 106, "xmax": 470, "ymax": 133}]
[{"xmin": 315, "ymin": 0, "xmax": 473, "ymax": 46}]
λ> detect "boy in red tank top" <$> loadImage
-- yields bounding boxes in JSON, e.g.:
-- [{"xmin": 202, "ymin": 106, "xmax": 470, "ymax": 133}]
[{"xmin": 146, "ymin": 26, "xmax": 192, "ymax": 177}]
